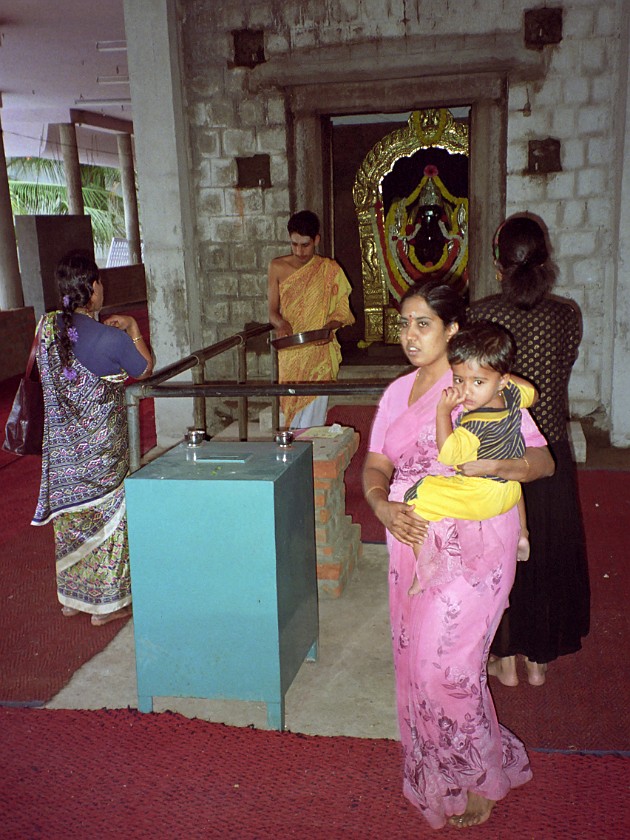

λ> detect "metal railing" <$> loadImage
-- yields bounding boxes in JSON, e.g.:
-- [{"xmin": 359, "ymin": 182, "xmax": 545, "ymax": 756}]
[{"xmin": 125, "ymin": 322, "xmax": 393, "ymax": 473}]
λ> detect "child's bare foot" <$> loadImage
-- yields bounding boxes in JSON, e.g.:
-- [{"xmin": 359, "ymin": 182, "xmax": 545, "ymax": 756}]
[
  {"xmin": 487, "ymin": 654, "xmax": 519, "ymax": 686},
  {"xmin": 61, "ymin": 606, "xmax": 80, "ymax": 617},
  {"xmin": 517, "ymin": 535, "xmax": 530, "ymax": 562},
  {"xmin": 449, "ymin": 793, "xmax": 495, "ymax": 828},
  {"xmin": 525, "ymin": 657, "xmax": 547, "ymax": 686},
  {"xmin": 408, "ymin": 575, "xmax": 423, "ymax": 596}
]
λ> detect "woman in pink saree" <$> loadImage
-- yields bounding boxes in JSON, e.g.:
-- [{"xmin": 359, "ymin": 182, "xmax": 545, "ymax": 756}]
[{"xmin": 363, "ymin": 282, "xmax": 554, "ymax": 829}]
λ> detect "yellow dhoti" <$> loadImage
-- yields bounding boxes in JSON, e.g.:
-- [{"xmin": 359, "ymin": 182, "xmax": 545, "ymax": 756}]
[{"xmin": 277, "ymin": 256, "xmax": 354, "ymax": 426}]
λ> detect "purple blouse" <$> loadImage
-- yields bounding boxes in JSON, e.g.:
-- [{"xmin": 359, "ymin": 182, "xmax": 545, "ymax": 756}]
[{"xmin": 57, "ymin": 313, "xmax": 147, "ymax": 378}]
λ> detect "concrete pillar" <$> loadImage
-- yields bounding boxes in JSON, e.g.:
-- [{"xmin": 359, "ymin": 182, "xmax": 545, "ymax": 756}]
[
  {"xmin": 0, "ymin": 105, "xmax": 23, "ymax": 309},
  {"xmin": 124, "ymin": 0, "xmax": 202, "ymax": 444},
  {"xmin": 117, "ymin": 133, "xmax": 142, "ymax": 264},
  {"xmin": 58, "ymin": 123, "xmax": 84, "ymax": 215},
  {"xmin": 468, "ymin": 96, "xmax": 507, "ymax": 301},
  {"xmin": 292, "ymin": 115, "xmax": 326, "ymax": 228},
  {"xmin": 610, "ymin": 10, "xmax": 630, "ymax": 447}
]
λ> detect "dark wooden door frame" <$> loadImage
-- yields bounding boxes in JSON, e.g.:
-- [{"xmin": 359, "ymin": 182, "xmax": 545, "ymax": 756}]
[{"xmin": 286, "ymin": 73, "xmax": 508, "ymax": 302}]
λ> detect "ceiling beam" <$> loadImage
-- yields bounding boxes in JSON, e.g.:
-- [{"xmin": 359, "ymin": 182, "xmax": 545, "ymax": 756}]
[{"xmin": 70, "ymin": 109, "xmax": 134, "ymax": 135}]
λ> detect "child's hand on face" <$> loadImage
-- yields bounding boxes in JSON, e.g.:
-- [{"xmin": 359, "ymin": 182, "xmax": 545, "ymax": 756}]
[{"xmin": 438, "ymin": 386, "xmax": 465, "ymax": 414}]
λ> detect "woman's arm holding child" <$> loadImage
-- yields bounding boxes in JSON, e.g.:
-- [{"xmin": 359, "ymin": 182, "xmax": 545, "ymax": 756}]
[{"xmin": 509, "ymin": 373, "xmax": 539, "ymax": 408}]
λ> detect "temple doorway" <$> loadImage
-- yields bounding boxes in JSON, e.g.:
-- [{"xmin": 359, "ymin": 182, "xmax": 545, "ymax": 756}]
[{"xmin": 330, "ymin": 108, "xmax": 470, "ymax": 356}]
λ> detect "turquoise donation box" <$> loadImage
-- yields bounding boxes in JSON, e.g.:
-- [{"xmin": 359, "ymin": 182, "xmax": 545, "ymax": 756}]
[{"xmin": 125, "ymin": 440, "xmax": 319, "ymax": 730}]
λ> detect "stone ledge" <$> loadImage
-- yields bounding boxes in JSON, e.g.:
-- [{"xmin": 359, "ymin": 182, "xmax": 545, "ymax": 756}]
[{"xmin": 568, "ymin": 420, "xmax": 586, "ymax": 463}]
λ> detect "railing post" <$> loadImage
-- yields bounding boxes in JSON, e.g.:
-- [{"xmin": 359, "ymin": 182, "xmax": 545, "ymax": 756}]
[
  {"xmin": 270, "ymin": 342, "xmax": 280, "ymax": 432},
  {"xmin": 192, "ymin": 360, "xmax": 206, "ymax": 431},
  {"xmin": 126, "ymin": 390, "xmax": 142, "ymax": 474},
  {"xmin": 237, "ymin": 338, "xmax": 247, "ymax": 441}
]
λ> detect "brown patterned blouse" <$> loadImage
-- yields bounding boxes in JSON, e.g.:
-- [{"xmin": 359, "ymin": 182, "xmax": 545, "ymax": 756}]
[{"xmin": 467, "ymin": 295, "xmax": 582, "ymax": 445}]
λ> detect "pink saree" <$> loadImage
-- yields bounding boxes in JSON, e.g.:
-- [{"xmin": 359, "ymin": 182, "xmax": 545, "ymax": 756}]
[{"xmin": 370, "ymin": 369, "xmax": 545, "ymax": 829}]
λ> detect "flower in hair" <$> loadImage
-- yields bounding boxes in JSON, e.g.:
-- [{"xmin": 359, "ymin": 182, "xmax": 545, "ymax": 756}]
[
  {"xmin": 63, "ymin": 295, "xmax": 71, "ymax": 307},
  {"xmin": 62, "ymin": 366, "xmax": 77, "ymax": 381},
  {"xmin": 67, "ymin": 326, "xmax": 79, "ymax": 343}
]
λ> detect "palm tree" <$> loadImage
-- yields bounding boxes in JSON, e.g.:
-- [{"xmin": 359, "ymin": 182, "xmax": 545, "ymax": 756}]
[{"xmin": 7, "ymin": 157, "xmax": 127, "ymax": 258}]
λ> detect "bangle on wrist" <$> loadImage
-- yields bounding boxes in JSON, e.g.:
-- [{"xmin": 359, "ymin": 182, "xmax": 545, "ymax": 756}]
[
  {"xmin": 365, "ymin": 485, "xmax": 387, "ymax": 501},
  {"xmin": 522, "ymin": 456, "xmax": 530, "ymax": 474},
  {"xmin": 131, "ymin": 335, "xmax": 142, "ymax": 343}
]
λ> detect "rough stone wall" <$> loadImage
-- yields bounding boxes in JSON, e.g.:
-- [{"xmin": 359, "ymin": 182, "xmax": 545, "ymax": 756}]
[
  {"xmin": 183, "ymin": 3, "xmax": 291, "ymax": 384},
  {"xmin": 181, "ymin": 0, "xmax": 624, "ymax": 425},
  {"xmin": 505, "ymin": 2, "xmax": 622, "ymax": 417}
]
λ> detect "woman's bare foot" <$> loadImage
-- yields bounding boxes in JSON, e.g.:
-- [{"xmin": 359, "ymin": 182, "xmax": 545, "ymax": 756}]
[
  {"xmin": 517, "ymin": 535, "xmax": 530, "ymax": 562},
  {"xmin": 91, "ymin": 606, "xmax": 132, "ymax": 627},
  {"xmin": 525, "ymin": 658, "xmax": 547, "ymax": 686},
  {"xmin": 408, "ymin": 574, "xmax": 423, "ymax": 596},
  {"xmin": 61, "ymin": 606, "xmax": 80, "ymax": 617},
  {"xmin": 449, "ymin": 793, "xmax": 495, "ymax": 828},
  {"xmin": 487, "ymin": 655, "xmax": 519, "ymax": 686}
]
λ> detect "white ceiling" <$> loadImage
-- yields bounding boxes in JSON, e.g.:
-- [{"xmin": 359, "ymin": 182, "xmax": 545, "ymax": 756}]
[
  {"xmin": 0, "ymin": 0, "xmax": 130, "ymax": 166},
  {"xmin": 1, "ymin": 4, "xmax": 472, "ymax": 170}
]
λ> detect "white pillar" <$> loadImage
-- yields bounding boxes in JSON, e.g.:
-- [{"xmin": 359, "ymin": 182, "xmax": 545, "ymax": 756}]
[
  {"xmin": 58, "ymin": 123, "xmax": 84, "ymax": 215},
  {"xmin": 0, "ymin": 105, "xmax": 23, "ymax": 309},
  {"xmin": 124, "ymin": 0, "xmax": 202, "ymax": 444},
  {"xmin": 117, "ymin": 133, "xmax": 142, "ymax": 264}
]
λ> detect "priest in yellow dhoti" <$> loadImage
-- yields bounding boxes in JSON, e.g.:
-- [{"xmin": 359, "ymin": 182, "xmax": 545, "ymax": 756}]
[{"xmin": 268, "ymin": 211, "xmax": 355, "ymax": 428}]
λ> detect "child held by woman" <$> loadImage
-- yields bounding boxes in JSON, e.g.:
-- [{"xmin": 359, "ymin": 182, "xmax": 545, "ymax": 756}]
[{"xmin": 404, "ymin": 321, "xmax": 537, "ymax": 594}]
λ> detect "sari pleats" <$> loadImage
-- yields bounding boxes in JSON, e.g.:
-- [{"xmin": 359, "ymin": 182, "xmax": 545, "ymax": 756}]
[{"xmin": 33, "ymin": 313, "xmax": 132, "ymax": 616}]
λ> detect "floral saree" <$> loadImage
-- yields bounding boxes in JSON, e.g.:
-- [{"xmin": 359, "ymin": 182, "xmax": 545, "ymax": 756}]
[
  {"xmin": 32, "ymin": 313, "xmax": 132, "ymax": 616},
  {"xmin": 369, "ymin": 369, "xmax": 545, "ymax": 828}
]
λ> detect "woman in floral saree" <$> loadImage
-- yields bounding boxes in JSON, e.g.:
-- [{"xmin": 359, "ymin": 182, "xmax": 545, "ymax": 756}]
[
  {"xmin": 32, "ymin": 252, "xmax": 152, "ymax": 626},
  {"xmin": 363, "ymin": 281, "xmax": 554, "ymax": 829}
]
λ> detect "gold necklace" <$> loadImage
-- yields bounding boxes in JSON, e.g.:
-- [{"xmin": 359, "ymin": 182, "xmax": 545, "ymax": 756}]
[{"xmin": 75, "ymin": 307, "xmax": 94, "ymax": 318}]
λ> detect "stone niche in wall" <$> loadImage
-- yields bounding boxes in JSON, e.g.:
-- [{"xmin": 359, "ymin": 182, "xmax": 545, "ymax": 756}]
[
  {"xmin": 527, "ymin": 138, "xmax": 562, "ymax": 174},
  {"xmin": 236, "ymin": 154, "xmax": 271, "ymax": 189},
  {"xmin": 524, "ymin": 7, "xmax": 563, "ymax": 50},
  {"xmin": 232, "ymin": 29, "xmax": 265, "ymax": 68}
]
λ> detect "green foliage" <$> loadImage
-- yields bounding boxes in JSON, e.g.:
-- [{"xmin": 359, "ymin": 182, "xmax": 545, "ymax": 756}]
[{"xmin": 7, "ymin": 157, "xmax": 128, "ymax": 252}]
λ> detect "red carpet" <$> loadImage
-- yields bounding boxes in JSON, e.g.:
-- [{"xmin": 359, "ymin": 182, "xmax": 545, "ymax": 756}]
[
  {"xmin": 491, "ymin": 468, "xmax": 630, "ymax": 751},
  {"xmin": 0, "ymin": 708, "xmax": 627, "ymax": 840},
  {"xmin": 326, "ymin": 404, "xmax": 384, "ymax": 543},
  {"xmin": 0, "ymin": 525, "xmax": 130, "ymax": 704}
]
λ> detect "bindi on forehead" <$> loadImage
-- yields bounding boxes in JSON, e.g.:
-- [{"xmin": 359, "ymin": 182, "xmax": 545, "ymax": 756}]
[{"xmin": 402, "ymin": 308, "xmax": 433, "ymax": 319}]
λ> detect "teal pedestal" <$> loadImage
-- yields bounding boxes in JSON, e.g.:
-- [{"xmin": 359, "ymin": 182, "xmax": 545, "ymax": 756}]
[{"xmin": 125, "ymin": 440, "xmax": 318, "ymax": 730}]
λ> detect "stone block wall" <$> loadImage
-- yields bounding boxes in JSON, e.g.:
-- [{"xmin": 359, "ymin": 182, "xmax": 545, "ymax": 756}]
[
  {"xmin": 180, "ymin": 0, "xmax": 625, "ymax": 430},
  {"xmin": 504, "ymin": 1, "xmax": 623, "ymax": 417}
]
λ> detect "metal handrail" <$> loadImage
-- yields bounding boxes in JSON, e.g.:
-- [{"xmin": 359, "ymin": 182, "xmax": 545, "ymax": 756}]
[
  {"xmin": 137, "ymin": 322, "xmax": 273, "ymax": 387},
  {"xmin": 125, "ymin": 322, "xmax": 393, "ymax": 472}
]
